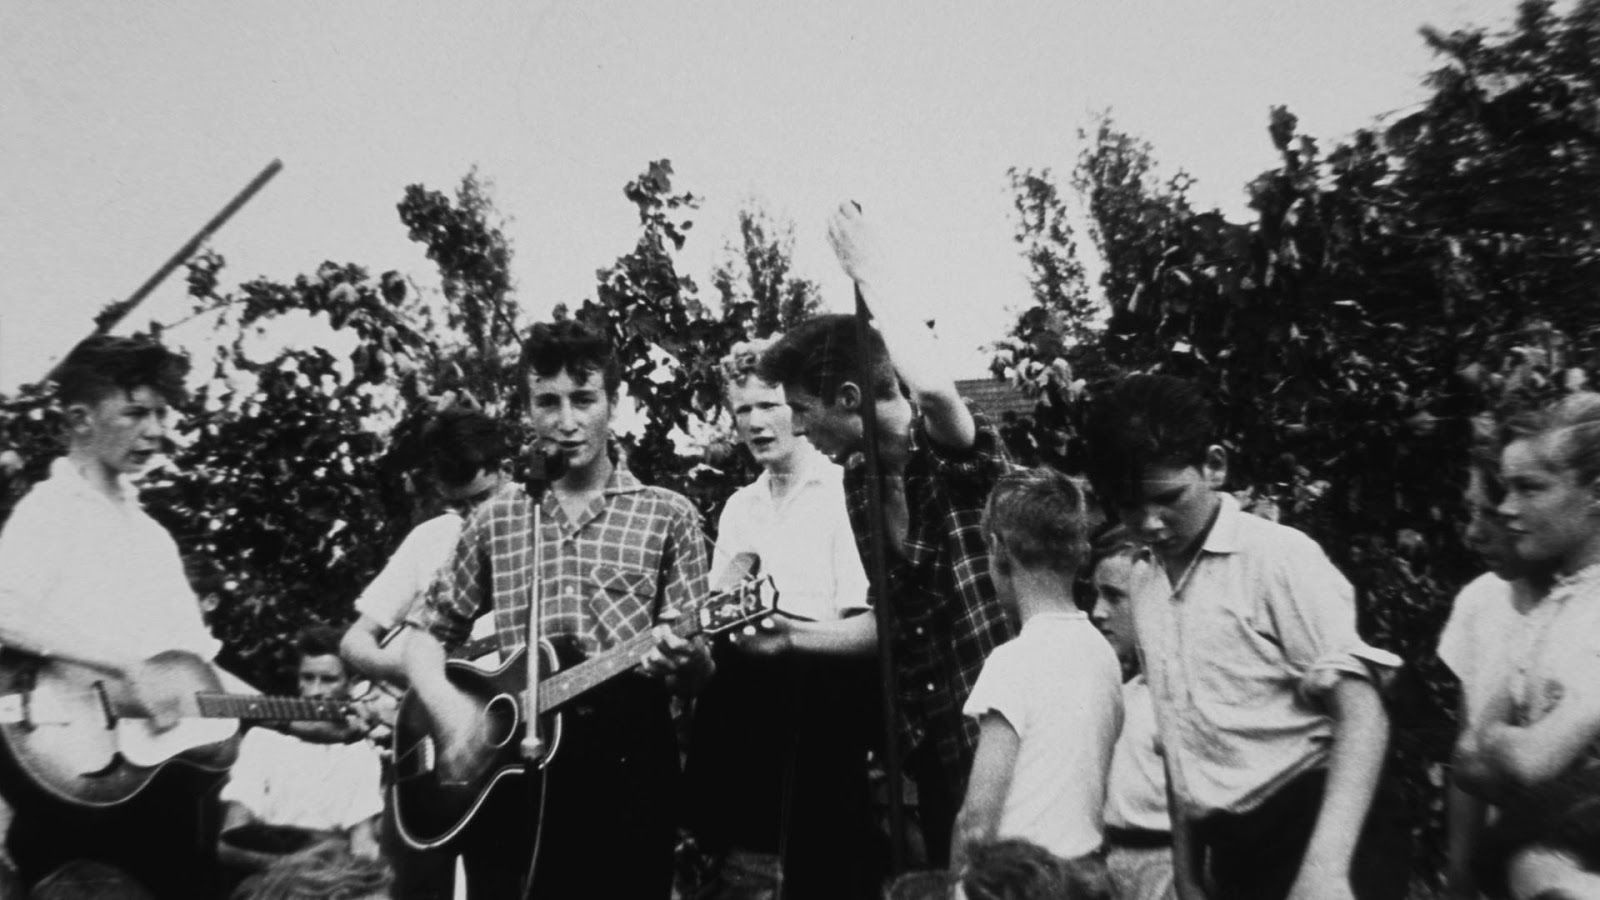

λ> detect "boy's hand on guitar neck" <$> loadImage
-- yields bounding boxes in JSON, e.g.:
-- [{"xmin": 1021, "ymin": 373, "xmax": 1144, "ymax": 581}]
[{"xmin": 639, "ymin": 607, "xmax": 714, "ymax": 694}]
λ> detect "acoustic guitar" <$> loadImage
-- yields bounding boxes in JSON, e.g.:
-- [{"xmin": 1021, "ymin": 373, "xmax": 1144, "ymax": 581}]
[
  {"xmin": 391, "ymin": 576, "xmax": 779, "ymax": 851},
  {"xmin": 0, "ymin": 648, "xmax": 362, "ymax": 812}
]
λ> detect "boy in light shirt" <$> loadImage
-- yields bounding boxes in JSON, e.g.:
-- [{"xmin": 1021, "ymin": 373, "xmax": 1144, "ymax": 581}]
[{"xmin": 951, "ymin": 468, "xmax": 1122, "ymax": 873}]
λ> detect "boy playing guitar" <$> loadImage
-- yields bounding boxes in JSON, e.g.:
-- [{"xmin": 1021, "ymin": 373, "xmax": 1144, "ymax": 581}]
[
  {"xmin": 401, "ymin": 319, "xmax": 714, "ymax": 899},
  {"xmin": 0, "ymin": 335, "xmax": 246, "ymax": 897}
]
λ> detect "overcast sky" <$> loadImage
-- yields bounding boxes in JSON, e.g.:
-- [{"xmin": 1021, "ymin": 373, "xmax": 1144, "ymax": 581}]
[{"xmin": 0, "ymin": 0, "xmax": 1518, "ymax": 390}]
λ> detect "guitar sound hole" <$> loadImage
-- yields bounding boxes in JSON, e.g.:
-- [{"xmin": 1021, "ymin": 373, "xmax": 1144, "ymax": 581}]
[{"xmin": 482, "ymin": 695, "xmax": 520, "ymax": 749}]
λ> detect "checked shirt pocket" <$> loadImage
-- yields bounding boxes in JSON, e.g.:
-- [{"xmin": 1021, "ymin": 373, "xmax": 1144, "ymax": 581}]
[{"xmin": 589, "ymin": 564, "xmax": 660, "ymax": 642}]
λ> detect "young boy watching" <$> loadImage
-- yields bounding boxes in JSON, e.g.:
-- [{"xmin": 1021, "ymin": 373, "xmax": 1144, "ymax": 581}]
[
  {"xmin": 1083, "ymin": 374, "xmax": 1405, "ymax": 900},
  {"xmin": 951, "ymin": 468, "xmax": 1122, "ymax": 874}
]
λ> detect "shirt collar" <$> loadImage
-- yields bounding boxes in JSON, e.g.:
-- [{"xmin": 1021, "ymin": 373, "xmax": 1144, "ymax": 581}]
[
  {"xmin": 601, "ymin": 460, "xmax": 646, "ymax": 496},
  {"xmin": 50, "ymin": 456, "xmax": 133, "ymax": 506},
  {"xmin": 1200, "ymin": 492, "xmax": 1244, "ymax": 555},
  {"xmin": 757, "ymin": 445, "xmax": 833, "ymax": 492}
]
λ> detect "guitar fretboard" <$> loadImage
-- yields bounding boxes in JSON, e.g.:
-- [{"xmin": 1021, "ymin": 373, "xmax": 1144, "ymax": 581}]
[
  {"xmin": 193, "ymin": 693, "xmax": 350, "ymax": 723},
  {"xmin": 534, "ymin": 616, "xmax": 696, "ymax": 713}
]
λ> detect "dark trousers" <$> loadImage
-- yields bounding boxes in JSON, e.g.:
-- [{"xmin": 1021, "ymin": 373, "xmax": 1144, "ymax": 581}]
[
  {"xmin": 687, "ymin": 652, "xmax": 880, "ymax": 899},
  {"xmin": 7, "ymin": 772, "xmax": 223, "ymax": 899},
  {"xmin": 905, "ymin": 743, "xmax": 960, "ymax": 870},
  {"xmin": 457, "ymin": 672, "xmax": 680, "ymax": 900},
  {"xmin": 1193, "ymin": 768, "xmax": 1409, "ymax": 900}
]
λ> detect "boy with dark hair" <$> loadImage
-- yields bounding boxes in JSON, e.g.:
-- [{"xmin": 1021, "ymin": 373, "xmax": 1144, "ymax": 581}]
[
  {"xmin": 0, "ymin": 334, "xmax": 235, "ymax": 897},
  {"xmin": 342, "ymin": 406, "xmax": 510, "ymax": 685},
  {"xmin": 757, "ymin": 204, "xmax": 1014, "ymax": 864},
  {"xmin": 341, "ymin": 405, "xmax": 509, "ymax": 899},
  {"xmin": 402, "ymin": 318, "xmax": 712, "ymax": 898},
  {"xmin": 1082, "ymin": 373, "xmax": 1405, "ymax": 900},
  {"xmin": 952, "ymin": 468, "xmax": 1121, "ymax": 874},
  {"xmin": 219, "ymin": 625, "xmax": 384, "ymax": 878}
]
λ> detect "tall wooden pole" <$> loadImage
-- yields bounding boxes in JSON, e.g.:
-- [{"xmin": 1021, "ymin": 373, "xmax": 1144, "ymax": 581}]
[
  {"xmin": 854, "ymin": 282, "xmax": 907, "ymax": 875},
  {"xmin": 97, "ymin": 159, "xmax": 285, "ymax": 337}
]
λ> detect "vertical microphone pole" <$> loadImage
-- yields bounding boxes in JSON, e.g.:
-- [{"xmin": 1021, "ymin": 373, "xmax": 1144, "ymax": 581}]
[
  {"xmin": 519, "ymin": 448, "xmax": 564, "ymax": 761},
  {"xmin": 854, "ymin": 283, "xmax": 907, "ymax": 876}
]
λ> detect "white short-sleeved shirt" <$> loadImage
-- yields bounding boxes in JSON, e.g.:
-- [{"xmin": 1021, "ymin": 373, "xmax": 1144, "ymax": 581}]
[
  {"xmin": 355, "ymin": 512, "xmax": 494, "ymax": 645},
  {"xmin": 1505, "ymin": 568, "xmax": 1600, "ymax": 729},
  {"xmin": 1437, "ymin": 573, "xmax": 1538, "ymax": 726},
  {"xmin": 221, "ymin": 727, "xmax": 384, "ymax": 832},
  {"xmin": 0, "ymin": 458, "xmax": 220, "ymax": 662},
  {"xmin": 1104, "ymin": 675, "xmax": 1171, "ymax": 833},
  {"xmin": 1129, "ymin": 494, "xmax": 1401, "ymax": 818},
  {"xmin": 710, "ymin": 448, "xmax": 868, "ymax": 622},
  {"xmin": 963, "ymin": 610, "xmax": 1123, "ymax": 859}
]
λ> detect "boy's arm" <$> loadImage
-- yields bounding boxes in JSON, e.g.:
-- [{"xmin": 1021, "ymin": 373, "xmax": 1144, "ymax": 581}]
[
  {"xmin": 1288, "ymin": 676, "xmax": 1389, "ymax": 900},
  {"xmin": 1476, "ymin": 666, "xmax": 1600, "ymax": 793},
  {"xmin": 340, "ymin": 614, "xmax": 410, "ymax": 687},
  {"xmin": 950, "ymin": 712, "xmax": 1019, "ymax": 873},
  {"xmin": 1444, "ymin": 695, "xmax": 1487, "ymax": 899},
  {"xmin": 826, "ymin": 203, "xmax": 975, "ymax": 452},
  {"xmin": 641, "ymin": 500, "xmax": 715, "ymax": 693}
]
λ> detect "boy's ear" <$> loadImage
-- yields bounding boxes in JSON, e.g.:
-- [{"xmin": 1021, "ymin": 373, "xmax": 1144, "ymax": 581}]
[
  {"xmin": 64, "ymin": 403, "xmax": 92, "ymax": 433},
  {"xmin": 1202, "ymin": 445, "xmax": 1228, "ymax": 489},
  {"xmin": 836, "ymin": 381, "xmax": 862, "ymax": 412}
]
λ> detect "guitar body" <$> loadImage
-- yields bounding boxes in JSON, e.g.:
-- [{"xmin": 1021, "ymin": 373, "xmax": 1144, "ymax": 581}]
[
  {"xmin": 391, "ymin": 638, "xmax": 567, "ymax": 852},
  {"xmin": 0, "ymin": 649, "xmax": 239, "ymax": 814}
]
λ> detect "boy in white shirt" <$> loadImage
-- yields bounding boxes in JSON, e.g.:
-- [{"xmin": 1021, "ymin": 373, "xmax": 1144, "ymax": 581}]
[{"xmin": 952, "ymin": 468, "xmax": 1123, "ymax": 873}]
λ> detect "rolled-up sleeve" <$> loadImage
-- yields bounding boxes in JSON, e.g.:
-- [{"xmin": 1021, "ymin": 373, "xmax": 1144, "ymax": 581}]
[{"xmin": 1268, "ymin": 535, "xmax": 1401, "ymax": 702}]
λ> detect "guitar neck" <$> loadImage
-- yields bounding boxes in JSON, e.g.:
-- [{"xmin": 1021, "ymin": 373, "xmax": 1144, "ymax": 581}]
[
  {"xmin": 534, "ymin": 616, "xmax": 697, "ymax": 714},
  {"xmin": 192, "ymin": 693, "xmax": 350, "ymax": 723}
]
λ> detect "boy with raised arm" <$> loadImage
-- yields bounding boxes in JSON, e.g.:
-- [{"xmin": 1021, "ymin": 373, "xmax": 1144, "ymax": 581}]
[
  {"xmin": 758, "ymin": 203, "xmax": 1014, "ymax": 864},
  {"xmin": 1082, "ymin": 374, "xmax": 1406, "ymax": 900},
  {"xmin": 401, "ymin": 319, "xmax": 712, "ymax": 899},
  {"xmin": 0, "ymin": 334, "xmax": 233, "ymax": 898},
  {"xmin": 950, "ymin": 468, "xmax": 1122, "ymax": 875}
]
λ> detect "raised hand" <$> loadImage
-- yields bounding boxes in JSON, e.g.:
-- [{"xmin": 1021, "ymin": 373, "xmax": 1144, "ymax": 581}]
[{"xmin": 827, "ymin": 201, "xmax": 890, "ymax": 289}]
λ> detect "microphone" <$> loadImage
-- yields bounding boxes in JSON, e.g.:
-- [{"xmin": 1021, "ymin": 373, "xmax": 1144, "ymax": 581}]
[{"xmin": 515, "ymin": 444, "xmax": 568, "ymax": 501}]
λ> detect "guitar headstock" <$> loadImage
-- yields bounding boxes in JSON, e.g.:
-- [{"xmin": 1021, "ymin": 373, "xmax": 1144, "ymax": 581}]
[{"xmin": 694, "ymin": 575, "xmax": 780, "ymax": 638}]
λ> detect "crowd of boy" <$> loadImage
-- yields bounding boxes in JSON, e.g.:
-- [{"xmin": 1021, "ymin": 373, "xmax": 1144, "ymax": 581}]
[{"xmin": 3, "ymin": 201, "xmax": 1599, "ymax": 900}]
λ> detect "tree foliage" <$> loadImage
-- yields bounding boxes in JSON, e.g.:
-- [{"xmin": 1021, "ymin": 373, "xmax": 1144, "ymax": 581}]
[
  {"xmin": 573, "ymin": 160, "xmax": 759, "ymax": 525},
  {"xmin": 993, "ymin": 1, "xmax": 1600, "ymax": 884},
  {"xmin": 711, "ymin": 203, "xmax": 823, "ymax": 339}
]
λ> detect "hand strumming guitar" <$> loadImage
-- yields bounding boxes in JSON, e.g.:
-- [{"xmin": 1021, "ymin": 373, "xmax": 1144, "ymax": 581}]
[{"xmin": 121, "ymin": 655, "xmax": 197, "ymax": 733}]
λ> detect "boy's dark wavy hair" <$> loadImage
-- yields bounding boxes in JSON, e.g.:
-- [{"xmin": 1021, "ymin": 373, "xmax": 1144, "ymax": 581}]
[
  {"xmin": 757, "ymin": 313, "xmax": 900, "ymax": 404},
  {"xmin": 1083, "ymin": 374, "xmax": 1215, "ymax": 507},
  {"xmin": 54, "ymin": 334, "xmax": 189, "ymax": 407},
  {"xmin": 519, "ymin": 319, "xmax": 621, "ymax": 397}
]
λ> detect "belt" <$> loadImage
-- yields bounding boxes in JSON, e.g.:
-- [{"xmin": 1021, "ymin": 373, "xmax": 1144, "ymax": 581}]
[{"xmin": 1104, "ymin": 825, "xmax": 1171, "ymax": 849}]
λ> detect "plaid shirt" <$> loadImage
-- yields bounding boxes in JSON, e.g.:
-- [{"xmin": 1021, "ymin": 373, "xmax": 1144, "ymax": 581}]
[
  {"xmin": 414, "ymin": 463, "xmax": 709, "ymax": 658},
  {"xmin": 844, "ymin": 411, "xmax": 1016, "ymax": 797}
]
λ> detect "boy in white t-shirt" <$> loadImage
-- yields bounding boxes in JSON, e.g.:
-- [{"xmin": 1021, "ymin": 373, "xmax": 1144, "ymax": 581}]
[{"xmin": 951, "ymin": 467, "xmax": 1123, "ymax": 873}]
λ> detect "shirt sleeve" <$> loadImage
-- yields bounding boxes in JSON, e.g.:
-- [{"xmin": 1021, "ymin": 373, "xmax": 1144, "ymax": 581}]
[
  {"xmin": 1268, "ymin": 532, "xmax": 1401, "ymax": 700},
  {"xmin": 921, "ymin": 411, "xmax": 1014, "ymax": 505},
  {"xmin": 355, "ymin": 516, "xmax": 462, "ymax": 628},
  {"xmin": 659, "ymin": 495, "xmax": 710, "ymax": 617},
  {"xmin": 708, "ymin": 491, "xmax": 756, "ymax": 593},
  {"xmin": 1437, "ymin": 575, "xmax": 1491, "ymax": 686},
  {"xmin": 963, "ymin": 643, "xmax": 1024, "ymax": 735},
  {"xmin": 830, "ymin": 489, "xmax": 871, "ymax": 615},
  {"xmin": 409, "ymin": 509, "xmax": 493, "ymax": 651}
]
